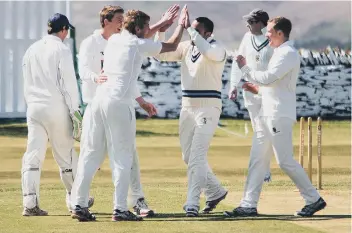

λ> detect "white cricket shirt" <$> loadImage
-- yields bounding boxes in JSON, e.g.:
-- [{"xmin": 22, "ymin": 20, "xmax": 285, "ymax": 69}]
[
  {"xmin": 230, "ymin": 32, "xmax": 274, "ymax": 107},
  {"xmin": 241, "ymin": 40, "xmax": 300, "ymax": 120},
  {"xmin": 155, "ymin": 27, "xmax": 227, "ymax": 109},
  {"xmin": 78, "ymin": 29, "xmax": 107, "ymax": 104},
  {"xmin": 96, "ymin": 29, "xmax": 162, "ymax": 104},
  {"xmin": 22, "ymin": 35, "xmax": 79, "ymax": 114}
]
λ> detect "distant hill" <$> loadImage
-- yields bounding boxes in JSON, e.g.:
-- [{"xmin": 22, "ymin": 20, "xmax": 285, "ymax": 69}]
[{"xmin": 71, "ymin": 1, "xmax": 351, "ymax": 51}]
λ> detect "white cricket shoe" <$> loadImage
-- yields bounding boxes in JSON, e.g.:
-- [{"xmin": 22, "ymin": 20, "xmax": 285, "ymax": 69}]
[
  {"xmin": 68, "ymin": 197, "xmax": 94, "ymax": 213},
  {"xmin": 133, "ymin": 198, "xmax": 155, "ymax": 217},
  {"xmin": 22, "ymin": 206, "xmax": 48, "ymax": 216}
]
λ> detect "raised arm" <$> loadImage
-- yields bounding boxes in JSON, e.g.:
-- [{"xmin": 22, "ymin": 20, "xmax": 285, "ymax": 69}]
[
  {"xmin": 186, "ymin": 27, "xmax": 226, "ymax": 62},
  {"xmin": 183, "ymin": 11, "xmax": 226, "ymax": 62},
  {"xmin": 152, "ymin": 5, "xmax": 188, "ymax": 61},
  {"xmin": 145, "ymin": 4, "xmax": 179, "ymax": 39},
  {"xmin": 159, "ymin": 24, "xmax": 184, "ymax": 54}
]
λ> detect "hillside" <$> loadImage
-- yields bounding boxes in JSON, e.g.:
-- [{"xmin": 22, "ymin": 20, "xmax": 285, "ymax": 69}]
[{"xmin": 71, "ymin": 1, "xmax": 351, "ymax": 50}]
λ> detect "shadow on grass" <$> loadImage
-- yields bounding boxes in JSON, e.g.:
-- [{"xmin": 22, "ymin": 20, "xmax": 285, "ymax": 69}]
[
  {"xmin": 136, "ymin": 130, "xmax": 178, "ymax": 137},
  {"xmin": 46, "ymin": 214, "xmax": 72, "ymax": 217},
  {"xmin": 92, "ymin": 212, "xmax": 351, "ymax": 222}
]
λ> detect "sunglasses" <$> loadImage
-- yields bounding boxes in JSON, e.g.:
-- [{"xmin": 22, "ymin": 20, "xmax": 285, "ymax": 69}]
[{"xmin": 247, "ymin": 20, "xmax": 258, "ymax": 25}]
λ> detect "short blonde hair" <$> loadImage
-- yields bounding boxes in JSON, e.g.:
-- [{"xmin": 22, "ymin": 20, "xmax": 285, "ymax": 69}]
[
  {"xmin": 123, "ymin": 10, "xmax": 150, "ymax": 35},
  {"xmin": 99, "ymin": 5, "xmax": 124, "ymax": 28}
]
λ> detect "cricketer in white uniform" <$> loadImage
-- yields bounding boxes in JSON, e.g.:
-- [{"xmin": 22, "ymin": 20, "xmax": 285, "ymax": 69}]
[
  {"xmin": 225, "ymin": 17, "xmax": 326, "ymax": 217},
  {"xmin": 21, "ymin": 13, "xmax": 89, "ymax": 216},
  {"xmin": 155, "ymin": 15, "xmax": 228, "ymax": 217},
  {"xmin": 71, "ymin": 7, "xmax": 187, "ymax": 221},
  {"xmin": 76, "ymin": 5, "xmax": 155, "ymax": 217},
  {"xmin": 229, "ymin": 9, "xmax": 274, "ymax": 182}
]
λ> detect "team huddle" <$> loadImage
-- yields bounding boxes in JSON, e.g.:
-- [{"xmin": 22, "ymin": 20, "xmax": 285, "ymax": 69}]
[{"xmin": 21, "ymin": 4, "xmax": 327, "ymax": 221}]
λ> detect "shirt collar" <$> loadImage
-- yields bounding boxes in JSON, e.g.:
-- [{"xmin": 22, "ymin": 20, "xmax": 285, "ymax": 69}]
[
  {"xmin": 121, "ymin": 29, "xmax": 137, "ymax": 38},
  {"xmin": 93, "ymin": 29, "xmax": 107, "ymax": 42},
  {"xmin": 206, "ymin": 35, "xmax": 215, "ymax": 43},
  {"xmin": 253, "ymin": 33, "xmax": 266, "ymax": 39},
  {"xmin": 43, "ymin": 35, "xmax": 62, "ymax": 42},
  {"xmin": 278, "ymin": 40, "xmax": 294, "ymax": 48},
  {"xmin": 274, "ymin": 40, "xmax": 294, "ymax": 52}
]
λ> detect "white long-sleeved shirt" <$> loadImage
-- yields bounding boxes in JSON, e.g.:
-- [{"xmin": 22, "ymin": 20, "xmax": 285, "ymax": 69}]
[
  {"xmin": 230, "ymin": 32, "xmax": 274, "ymax": 107},
  {"xmin": 96, "ymin": 30, "xmax": 162, "ymax": 103},
  {"xmin": 154, "ymin": 27, "xmax": 226, "ymax": 109},
  {"xmin": 241, "ymin": 40, "xmax": 300, "ymax": 120},
  {"xmin": 231, "ymin": 32, "xmax": 273, "ymax": 88},
  {"xmin": 78, "ymin": 29, "xmax": 107, "ymax": 104},
  {"xmin": 22, "ymin": 35, "xmax": 79, "ymax": 114}
]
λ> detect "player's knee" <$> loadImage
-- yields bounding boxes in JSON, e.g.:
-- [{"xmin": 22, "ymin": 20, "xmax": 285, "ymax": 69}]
[
  {"xmin": 190, "ymin": 164, "xmax": 207, "ymax": 180},
  {"xmin": 22, "ymin": 151, "xmax": 45, "ymax": 165},
  {"xmin": 277, "ymin": 156, "xmax": 294, "ymax": 170},
  {"xmin": 22, "ymin": 167, "xmax": 40, "ymax": 173},
  {"xmin": 188, "ymin": 160, "xmax": 207, "ymax": 172},
  {"xmin": 188, "ymin": 154, "xmax": 207, "ymax": 166}
]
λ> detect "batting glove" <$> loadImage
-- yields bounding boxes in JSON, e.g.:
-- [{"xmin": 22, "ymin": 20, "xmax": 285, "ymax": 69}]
[{"xmin": 71, "ymin": 110, "xmax": 83, "ymax": 142}]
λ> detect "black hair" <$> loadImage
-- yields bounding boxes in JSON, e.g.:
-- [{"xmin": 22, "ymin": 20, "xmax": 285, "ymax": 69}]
[{"xmin": 195, "ymin": 17, "xmax": 214, "ymax": 33}]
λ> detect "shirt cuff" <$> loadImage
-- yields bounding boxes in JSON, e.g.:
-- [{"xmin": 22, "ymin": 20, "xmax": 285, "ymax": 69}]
[
  {"xmin": 155, "ymin": 31, "xmax": 165, "ymax": 42},
  {"xmin": 187, "ymin": 27, "xmax": 197, "ymax": 40},
  {"xmin": 92, "ymin": 74, "xmax": 98, "ymax": 83},
  {"xmin": 240, "ymin": 65, "xmax": 251, "ymax": 74},
  {"xmin": 230, "ymin": 82, "xmax": 238, "ymax": 89}
]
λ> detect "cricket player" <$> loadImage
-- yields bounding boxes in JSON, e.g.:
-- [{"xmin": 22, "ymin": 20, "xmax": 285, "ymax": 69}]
[
  {"xmin": 224, "ymin": 17, "xmax": 326, "ymax": 217},
  {"xmin": 21, "ymin": 13, "xmax": 92, "ymax": 216},
  {"xmin": 229, "ymin": 9, "xmax": 274, "ymax": 182},
  {"xmin": 76, "ymin": 4, "xmax": 177, "ymax": 217},
  {"xmin": 154, "ymin": 11, "xmax": 228, "ymax": 217},
  {"xmin": 71, "ymin": 7, "xmax": 187, "ymax": 221}
]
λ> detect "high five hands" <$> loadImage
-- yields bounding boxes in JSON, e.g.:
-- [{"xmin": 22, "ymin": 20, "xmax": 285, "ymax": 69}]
[{"xmin": 160, "ymin": 5, "xmax": 190, "ymax": 32}]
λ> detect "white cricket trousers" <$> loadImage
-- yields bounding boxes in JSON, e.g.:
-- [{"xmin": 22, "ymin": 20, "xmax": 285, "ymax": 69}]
[
  {"xmin": 22, "ymin": 103, "xmax": 78, "ymax": 209},
  {"xmin": 179, "ymin": 107, "xmax": 227, "ymax": 208},
  {"xmin": 73, "ymin": 104, "xmax": 144, "ymax": 208},
  {"xmin": 246, "ymin": 101, "xmax": 272, "ymax": 179},
  {"xmin": 71, "ymin": 97, "xmax": 135, "ymax": 211},
  {"xmin": 240, "ymin": 116, "xmax": 321, "ymax": 208}
]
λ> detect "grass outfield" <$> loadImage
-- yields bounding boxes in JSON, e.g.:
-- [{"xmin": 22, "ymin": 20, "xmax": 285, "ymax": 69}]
[{"xmin": 0, "ymin": 119, "xmax": 350, "ymax": 233}]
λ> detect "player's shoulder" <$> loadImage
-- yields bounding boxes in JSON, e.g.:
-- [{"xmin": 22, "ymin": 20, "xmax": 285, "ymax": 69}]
[
  {"xmin": 23, "ymin": 42, "xmax": 37, "ymax": 58},
  {"xmin": 137, "ymin": 37, "xmax": 160, "ymax": 48},
  {"xmin": 281, "ymin": 42, "xmax": 298, "ymax": 54},
  {"xmin": 108, "ymin": 33, "xmax": 124, "ymax": 44},
  {"xmin": 208, "ymin": 37, "xmax": 225, "ymax": 48},
  {"xmin": 44, "ymin": 36, "xmax": 68, "ymax": 50},
  {"xmin": 243, "ymin": 32, "xmax": 252, "ymax": 40},
  {"xmin": 27, "ymin": 40, "xmax": 41, "ymax": 51},
  {"xmin": 54, "ymin": 41, "xmax": 71, "ymax": 56},
  {"xmin": 287, "ymin": 48, "xmax": 300, "ymax": 60},
  {"xmin": 81, "ymin": 33, "xmax": 97, "ymax": 47},
  {"xmin": 38, "ymin": 36, "xmax": 65, "ymax": 51},
  {"xmin": 244, "ymin": 31, "xmax": 251, "ymax": 37},
  {"xmin": 279, "ymin": 42, "xmax": 300, "ymax": 60},
  {"xmin": 208, "ymin": 37, "xmax": 218, "ymax": 44}
]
